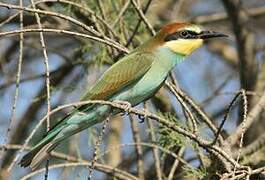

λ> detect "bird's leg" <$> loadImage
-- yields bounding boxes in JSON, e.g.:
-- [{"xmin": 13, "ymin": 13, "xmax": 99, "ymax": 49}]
[{"xmin": 113, "ymin": 100, "xmax": 132, "ymax": 115}]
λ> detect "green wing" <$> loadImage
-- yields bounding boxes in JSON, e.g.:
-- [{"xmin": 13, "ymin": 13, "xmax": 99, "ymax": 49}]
[
  {"xmin": 44, "ymin": 51, "xmax": 156, "ymax": 137},
  {"xmin": 80, "ymin": 51, "xmax": 156, "ymax": 101}
]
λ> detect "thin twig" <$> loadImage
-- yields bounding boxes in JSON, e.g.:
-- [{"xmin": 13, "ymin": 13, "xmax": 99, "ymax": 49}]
[
  {"xmin": 98, "ymin": 142, "xmax": 192, "ymax": 169},
  {"xmin": 232, "ymin": 89, "xmax": 248, "ymax": 177},
  {"xmin": 0, "ymin": 141, "xmax": 190, "ymax": 169},
  {"xmin": 111, "ymin": 0, "xmax": 131, "ymax": 28},
  {"xmin": 21, "ymin": 162, "xmax": 139, "ymax": 180},
  {"xmin": 28, "ymin": 0, "xmax": 51, "ymax": 178},
  {"xmin": 29, "ymin": 0, "xmax": 51, "ymax": 132},
  {"xmin": 145, "ymin": 103, "xmax": 162, "ymax": 180},
  {"xmin": 0, "ymin": 28, "xmax": 129, "ymax": 53},
  {"xmin": 165, "ymin": 81, "xmax": 224, "ymax": 145},
  {"xmin": 0, "ymin": 145, "xmax": 138, "ymax": 179},
  {"xmin": 212, "ymin": 91, "xmax": 241, "ymax": 145},
  {"xmin": 3, "ymin": 141, "xmax": 187, "ymax": 179},
  {"xmin": 0, "ymin": 64, "xmax": 73, "ymax": 90},
  {"xmin": 54, "ymin": 0, "xmax": 118, "ymax": 38},
  {"xmin": 1, "ymin": 0, "xmax": 24, "ymax": 159},
  {"xmin": 0, "ymin": 1, "xmax": 119, "ymax": 45},
  {"xmin": 88, "ymin": 116, "xmax": 110, "ymax": 180},
  {"xmin": 168, "ymin": 147, "xmax": 185, "ymax": 180},
  {"xmin": 239, "ymin": 133, "xmax": 265, "ymax": 158},
  {"xmin": 166, "ymin": 81, "xmax": 198, "ymax": 133},
  {"xmin": 227, "ymin": 89, "xmax": 265, "ymax": 146},
  {"xmin": 130, "ymin": 0, "xmax": 155, "ymax": 36},
  {"xmin": 125, "ymin": 0, "xmax": 153, "ymax": 47},
  {"xmin": 129, "ymin": 115, "xmax": 145, "ymax": 179},
  {"xmin": 0, "ymin": 0, "xmax": 118, "ymax": 39}
]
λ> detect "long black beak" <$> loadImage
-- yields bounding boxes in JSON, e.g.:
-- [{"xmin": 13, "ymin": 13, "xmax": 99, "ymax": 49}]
[{"xmin": 198, "ymin": 31, "xmax": 228, "ymax": 39}]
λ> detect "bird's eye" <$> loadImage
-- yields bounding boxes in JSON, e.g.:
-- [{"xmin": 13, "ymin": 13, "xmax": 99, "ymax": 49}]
[{"xmin": 180, "ymin": 30, "xmax": 189, "ymax": 38}]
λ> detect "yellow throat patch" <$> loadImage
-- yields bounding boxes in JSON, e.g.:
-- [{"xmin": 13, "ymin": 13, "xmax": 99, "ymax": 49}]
[{"xmin": 164, "ymin": 39, "xmax": 203, "ymax": 56}]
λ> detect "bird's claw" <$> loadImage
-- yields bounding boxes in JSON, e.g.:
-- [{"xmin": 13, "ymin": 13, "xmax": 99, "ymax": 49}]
[
  {"xmin": 138, "ymin": 110, "xmax": 148, "ymax": 123},
  {"xmin": 138, "ymin": 114, "xmax": 146, "ymax": 123},
  {"xmin": 114, "ymin": 100, "xmax": 132, "ymax": 115}
]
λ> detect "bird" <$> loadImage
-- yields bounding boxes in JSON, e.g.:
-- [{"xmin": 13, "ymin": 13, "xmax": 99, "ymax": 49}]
[{"xmin": 19, "ymin": 22, "xmax": 227, "ymax": 169}]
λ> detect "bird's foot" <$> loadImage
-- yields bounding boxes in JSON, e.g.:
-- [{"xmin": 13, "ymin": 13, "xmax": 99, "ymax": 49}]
[
  {"xmin": 113, "ymin": 100, "xmax": 132, "ymax": 115},
  {"xmin": 137, "ymin": 110, "xmax": 148, "ymax": 123},
  {"xmin": 138, "ymin": 114, "xmax": 146, "ymax": 123}
]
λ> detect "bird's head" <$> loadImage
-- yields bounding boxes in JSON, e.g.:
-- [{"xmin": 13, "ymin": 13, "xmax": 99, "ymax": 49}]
[{"xmin": 156, "ymin": 22, "xmax": 228, "ymax": 56}]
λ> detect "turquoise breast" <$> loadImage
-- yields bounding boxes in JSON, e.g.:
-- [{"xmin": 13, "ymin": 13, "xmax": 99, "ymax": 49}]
[{"xmin": 112, "ymin": 47, "xmax": 185, "ymax": 106}]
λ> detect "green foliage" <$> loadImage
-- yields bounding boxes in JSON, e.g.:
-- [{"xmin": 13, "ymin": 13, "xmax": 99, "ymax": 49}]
[
  {"xmin": 92, "ymin": 47, "xmax": 113, "ymax": 66},
  {"xmin": 62, "ymin": 3, "xmax": 73, "ymax": 16},
  {"xmin": 157, "ymin": 112, "xmax": 187, "ymax": 151},
  {"xmin": 182, "ymin": 165, "xmax": 207, "ymax": 179}
]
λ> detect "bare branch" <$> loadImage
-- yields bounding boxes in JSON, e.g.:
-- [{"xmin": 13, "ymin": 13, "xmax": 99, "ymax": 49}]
[
  {"xmin": 227, "ymin": 90, "xmax": 265, "ymax": 146},
  {"xmin": 88, "ymin": 117, "xmax": 110, "ymax": 179},
  {"xmin": 130, "ymin": 0, "xmax": 155, "ymax": 36},
  {"xmin": 129, "ymin": 115, "xmax": 145, "ymax": 179},
  {"xmin": 1, "ymin": 0, "xmax": 24, "ymax": 160},
  {"xmin": 0, "ymin": 28, "xmax": 129, "ymax": 53},
  {"xmin": 146, "ymin": 103, "xmax": 162, "ymax": 180}
]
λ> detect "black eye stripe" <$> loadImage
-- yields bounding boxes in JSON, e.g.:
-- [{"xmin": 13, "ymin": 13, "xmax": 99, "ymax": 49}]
[{"xmin": 164, "ymin": 30, "xmax": 200, "ymax": 41}]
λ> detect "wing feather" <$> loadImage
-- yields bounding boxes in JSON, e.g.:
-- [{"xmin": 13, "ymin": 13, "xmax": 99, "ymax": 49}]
[{"xmin": 81, "ymin": 51, "xmax": 156, "ymax": 101}]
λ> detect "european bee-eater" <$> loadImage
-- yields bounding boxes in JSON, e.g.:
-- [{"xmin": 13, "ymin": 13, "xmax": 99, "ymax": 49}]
[{"xmin": 20, "ymin": 22, "xmax": 227, "ymax": 169}]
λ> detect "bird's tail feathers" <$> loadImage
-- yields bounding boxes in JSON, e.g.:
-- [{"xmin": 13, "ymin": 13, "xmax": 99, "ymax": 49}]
[
  {"xmin": 19, "ymin": 124, "xmax": 65, "ymax": 169},
  {"xmin": 19, "ymin": 140, "xmax": 58, "ymax": 170},
  {"xmin": 30, "ymin": 142, "xmax": 56, "ymax": 170},
  {"xmin": 19, "ymin": 106, "xmax": 109, "ymax": 169}
]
